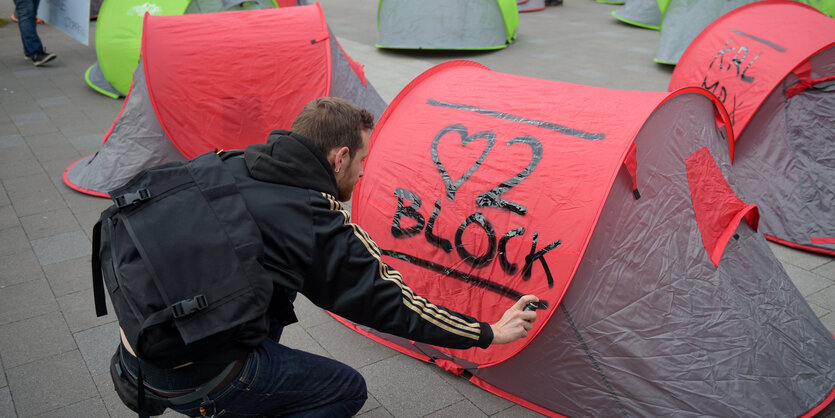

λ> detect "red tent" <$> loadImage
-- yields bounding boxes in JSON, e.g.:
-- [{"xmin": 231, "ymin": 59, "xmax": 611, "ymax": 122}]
[
  {"xmin": 334, "ymin": 60, "xmax": 835, "ymax": 416},
  {"xmin": 64, "ymin": 5, "xmax": 385, "ymax": 197},
  {"xmin": 669, "ymin": 1, "xmax": 835, "ymax": 255}
]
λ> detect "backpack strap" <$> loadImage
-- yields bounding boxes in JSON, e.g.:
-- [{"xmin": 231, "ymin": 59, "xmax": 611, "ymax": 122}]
[
  {"xmin": 111, "ymin": 175, "xmax": 194, "ymax": 209},
  {"xmin": 92, "ymin": 219, "xmax": 108, "ymax": 317}
]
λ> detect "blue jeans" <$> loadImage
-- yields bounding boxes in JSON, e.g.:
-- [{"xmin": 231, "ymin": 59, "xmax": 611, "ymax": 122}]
[
  {"xmin": 13, "ymin": 0, "xmax": 44, "ymax": 57},
  {"xmin": 171, "ymin": 339, "xmax": 367, "ymax": 417}
]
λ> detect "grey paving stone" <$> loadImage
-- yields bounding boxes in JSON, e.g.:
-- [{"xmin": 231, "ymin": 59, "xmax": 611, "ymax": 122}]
[
  {"xmin": 31, "ymin": 143, "xmax": 80, "ymax": 163},
  {"xmin": 770, "ymin": 242, "xmax": 834, "ymax": 271},
  {"xmin": 0, "ymin": 386, "xmax": 15, "ymax": 418},
  {"xmin": 30, "ymin": 230, "xmax": 91, "ymax": 265},
  {"xmin": 93, "ymin": 372, "xmax": 136, "ymax": 418},
  {"xmin": 11, "ymin": 69, "xmax": 41, "ymax": 80},
  {"xmin": 41, "ymin": 156, "xmax": 78, "ymax": 178},
  {"xmin": 15, "ymin": 121, "xmax": 58, "ymax": 137},
  {"xmin": 58, "ymin": 124, "xmax": 105, "ymax": 140},
  {"xmin": 0, "ymin": 157, "xmax": 43, "ymax": 181},
  {"xmin": 56, "ymin": 114, "xmax": 102, "ymax": 135},
  {"xmin": 359, "ymin": 354, "xmax": 463, "ymax": 418},
  {"xmin": 294, "ymin": 293, "xmax": 336, "ymax": 329},
  {"xmin": 42, "ymin": 255, "xmax": 92, "ymax": 297},
  {"xmin": 21, "ymin": 132, "xmax": 66, "ymax": 149},
  {"xmin": 43, "ymin": 106, "xmax": 87, "ymax": 124},
  {"xmin": 807, "ymin": 283, "xmax": 835, "ymax": 316},
  {"xmin": 9, "ymin": 112, "xmax": 48, "ymax": 126},
  {"xmin": 813, "ymin": 260, "xmax": 835, "ymax": 282},
  {"xmin": 358, "ymin": 392, "xmax": 382, "ymax": 416},
  {"xmin": 19, "ymin": 208, "xmax": 79, "ymax": 240},
  {"xmin": 35, "ymin": 96, "xmax": 71, "ymax": 108},
  {"xmin": 0, "ymin": 248, "xmax": 44, "ymax": 288},
  {"xmin": 35, "ymin": 396, "xmax": 110, "ymax": 418},
  {"xmin": 58, "ymin": 288, "xmax": 115, "ymax": 333},
  {"xmin": 0, "ymin": 205, "xmax": 18, "ymax": 231},
  {"xmin": 808, "ymin": 302, "xmax": 830, "ymax": 319},
  {"xmin": 279, "ymin": 323, "xmax": 331, "ymax": 359},
  {"xmin": 0, "ymin": 135, "xmax": 24, "ymax": 149},
  {"xmin": 66, "ymin": 134, "xmax": 103, "ymax": 152},
  {"xmin": 819, "ymin": 313, "xmax": 835, "ymax": 335},
  {"xmin": 0, "ymin": 144, "xmax": 36, "ymax": 163},
  {"xmin": 0, "ymin": 279, "xmax": 57, "ymax": 326},
  {"xmin": 0, "ymin": 182, "xmax": 8, "ymax": 205},
  {"xmin": 74, "ymin": 322, "xmax": 120, "ymax": 377},
  {"xmin": 5, "ymin": 350, "xmax": 98, "ymax": 416},
  {"xmin": 492, "ymin": 403, "xmax": 548, "ymax": 417},
  {"xmin": 0, "ymin": 227, "xmax": 29, "ymax": 256},
  {"xmin": 357, "ymin": 405, "xmax": 394, "ymax": 418},
  {"xmin": 2, "ymin": 172, "xmax": 54, "ymax": 196},
  {"xmin": 783, "ymin": 263, "xmax": 834, "ymax": 298},
  {"xmin": 307, "ymin": 320, "xmax": 398, "ymax": 369},
  {"xmin": 0, "ymin": 356, "xmax": 5, "ymax": 387},
  {"xmin": 621, "ymin": 64, "xmax": 657, "ymax": 74},
  {"xmin": 0, "ymin": 311, "xmax": 76, "ymax": 368},
  {"xmin": 73, "ymin": 207, "xmax": 102, "ymax": 240},
  {"xmin": 63, "ymin": 191, "xmax": 112, "ymax": 214},
  {"xmin": 433, "ymin": 369, "xmax": 513, "ymax": 416},
  {"xmin": 425, "ymin": 400, "xmax": 488, "ymax": 418},
  {"xmin": 8, "ymin": 188, "xmax": 65, "ymax": 217}
]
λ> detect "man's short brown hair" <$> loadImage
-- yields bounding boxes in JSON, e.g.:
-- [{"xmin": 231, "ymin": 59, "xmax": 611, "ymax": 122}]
[{"xmin": 291, "ymin": 97, "xmax": 375, "ymax": 158}]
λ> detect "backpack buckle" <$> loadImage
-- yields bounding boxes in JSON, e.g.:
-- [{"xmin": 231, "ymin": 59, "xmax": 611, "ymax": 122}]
[
  {"xmin": 171, "ymin": 295, "xmax": 208, "ymax": 318},
  {"xmin": 114, "ymin": 188, "xmax": 151, "ymax": 208}
]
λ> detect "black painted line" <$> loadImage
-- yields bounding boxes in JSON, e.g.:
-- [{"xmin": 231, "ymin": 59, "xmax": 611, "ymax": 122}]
[
  {"xmin": 730, "ymin": 29, "xmax": 787, "ymax": 53},
  {"xmin": 381, "ymin": 249, "xmax": 534, "ymax": 302},
  {"xmin": 427, "ymin": 99, "xmax": 606, "ymax": 141}
]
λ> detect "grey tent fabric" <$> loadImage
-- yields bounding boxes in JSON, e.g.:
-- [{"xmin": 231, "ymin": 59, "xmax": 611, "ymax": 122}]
[
  {"xmin": 376, "ymin": 0, "xmax": 511, "ymax": 50},
  {"xmin": 186, "ymin": 0, "xmax": 274, "ymax": 13},
  {"xmin": 85, "ymin": 61, "xmax": 122, "ymax": 98},
  {"xmin": 729, "ymin": 47, "xmax": 835, "ymax": 253},
  {"xmin": 66, "ymin": 61, "xmax": 185, "ymax": 194},
  {"xmin": 90, "ymin": 0, "xmax": 102, "ymax": 17},
  {"xmin": 612, "ymin": 0, "xmax": 662, "ymax": 29},
  {"xmin": 465, "ymin": 93, "xmax": 835, "ymax": 416},
  {"xmin": 328, "ymin": 31, "xmax": 388, "ymax": 121},
  {"xmin": 655, "ymin": 0, "xmax": 756, "ymax": 64}
]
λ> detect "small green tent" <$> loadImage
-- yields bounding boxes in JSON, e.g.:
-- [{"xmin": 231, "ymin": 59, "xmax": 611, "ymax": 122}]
[{"xmin": 376, "ymin": 0, "xmax": 519, "ymax": 50}]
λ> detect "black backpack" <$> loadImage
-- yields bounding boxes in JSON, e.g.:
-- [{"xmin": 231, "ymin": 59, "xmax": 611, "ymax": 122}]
[{"xmin": 92, "ymin": 151, "xmax": 273, "ymax": 368}]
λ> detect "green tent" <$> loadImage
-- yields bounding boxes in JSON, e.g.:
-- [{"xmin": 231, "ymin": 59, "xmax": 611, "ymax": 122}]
[{"xmin": 376, "ymin": 0, "xmax": 518, "ymax": 50}]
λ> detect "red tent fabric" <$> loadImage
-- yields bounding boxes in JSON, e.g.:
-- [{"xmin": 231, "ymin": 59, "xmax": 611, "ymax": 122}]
[
  {"xmin": 62, "ymin": 4, "xmax": 386, "ymax": 198},
  {"xmin": 350, "ymin": 60, "xmax": 694, "ymax": 367},
  {"xmin": 142, "ymin": 6, "xmax": 330, "ymax": 158},
  {"xmin": 669, "ymin": 1, "xmax": 835, "ymax": 255},
  {"xmin": 669, "ymin": 0, "xmax": 835, "ymax": 157},
  {"xmin": 332, "ymin": 60, "xmax": 835, "ymax": 417}
]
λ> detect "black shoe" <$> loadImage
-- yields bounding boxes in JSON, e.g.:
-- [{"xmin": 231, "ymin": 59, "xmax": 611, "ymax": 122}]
[{"xmin": 31, "ymin": 51, "xmax": 56, "ymax": 67}]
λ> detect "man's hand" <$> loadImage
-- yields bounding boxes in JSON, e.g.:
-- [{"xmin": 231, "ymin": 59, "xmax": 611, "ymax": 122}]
[{"xmin": 490, "ymin": 295, "xmax": 540, "ymax": 345}]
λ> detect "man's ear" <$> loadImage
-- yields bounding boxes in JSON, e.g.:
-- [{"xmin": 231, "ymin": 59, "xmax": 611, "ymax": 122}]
[{"xmin": 328, "ymin": 146, "xmax": 351, "ymax": 173}]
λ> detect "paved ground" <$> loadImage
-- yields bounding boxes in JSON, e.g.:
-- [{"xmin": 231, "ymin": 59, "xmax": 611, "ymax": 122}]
[{"xmin": 0, "ymin": 1, "xmax": 833, "ymax": 417}]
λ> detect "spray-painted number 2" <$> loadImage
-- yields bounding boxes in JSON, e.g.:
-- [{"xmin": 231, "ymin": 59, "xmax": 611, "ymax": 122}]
[{"xmin": 431, "ymin": 123, "xmax": 543, "ymax": 216}]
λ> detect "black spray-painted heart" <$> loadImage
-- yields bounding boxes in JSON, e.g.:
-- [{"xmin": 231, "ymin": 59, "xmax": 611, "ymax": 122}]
[{"xmin": 431, "ymin": 123, "xmax": 496, "ymax": 201}]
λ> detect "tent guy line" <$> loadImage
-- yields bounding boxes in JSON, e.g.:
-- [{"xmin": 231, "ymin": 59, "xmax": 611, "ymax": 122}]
[{"xmin": 426, "ymin": 99, "xmax": 607, "ymax": 140}]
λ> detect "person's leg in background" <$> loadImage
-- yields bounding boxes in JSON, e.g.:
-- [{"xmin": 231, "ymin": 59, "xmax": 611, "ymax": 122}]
[{"xmin": 12, "ymin": 0, "xmax": 56, "ymax": 66}]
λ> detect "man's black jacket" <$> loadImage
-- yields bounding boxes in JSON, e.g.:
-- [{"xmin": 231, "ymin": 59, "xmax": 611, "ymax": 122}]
[{"xmin": 229, "ymin": 130, "xmax": 493, "ymax": 349}]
